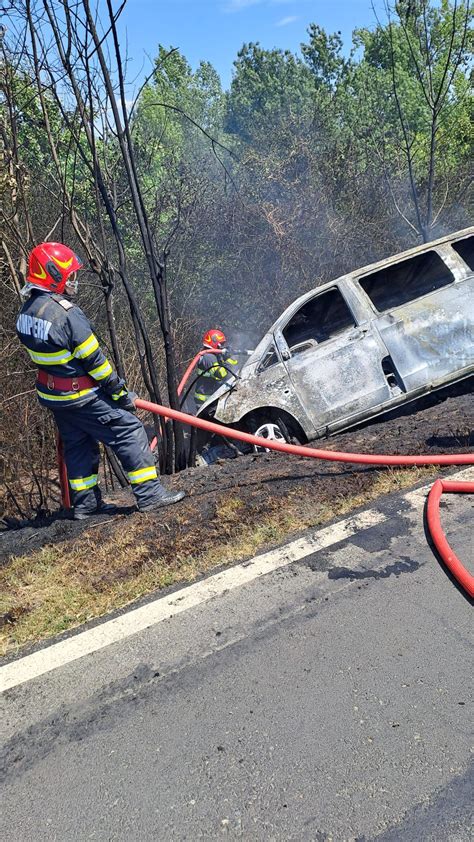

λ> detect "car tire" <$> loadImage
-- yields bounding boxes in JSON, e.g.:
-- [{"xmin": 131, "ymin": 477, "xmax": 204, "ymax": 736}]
[{"xmin": 246, "ymin": 415, "xmax": 297, "ymax": 453}]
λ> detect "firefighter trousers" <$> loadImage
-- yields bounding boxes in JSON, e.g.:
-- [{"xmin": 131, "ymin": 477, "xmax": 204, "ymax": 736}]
[{"xmin": 52, "ymin": 395, "xmax": 162, "ymax": 512}]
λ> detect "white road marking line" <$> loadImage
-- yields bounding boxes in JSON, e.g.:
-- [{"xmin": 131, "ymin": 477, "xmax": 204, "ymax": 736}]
[
  {"xmin": 403, "ymin": 487, "xmax": 429, "ymax": 509},
  {"xmin": 404, "ymin": 467, "xmax": 474, "ymax": 509},
  {"xmin": 1, "ymin": 468, "xmax": 472, "ymax": 693}
]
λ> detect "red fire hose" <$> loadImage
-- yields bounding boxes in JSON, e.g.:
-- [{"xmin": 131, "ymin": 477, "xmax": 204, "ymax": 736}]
[
  {"xmin": 426, "ymin": 480, "xmax": 474, "ymax": 598},
  {"xmin": 137, "ymin": 397, "xmax": 473, "ymax": 467},
  {"xmin": 178, "ymin": 349, "xmax": 219, "ymax": 395},
  {"xmin": 56, "ymin": 431, "xmax": 71, "ymax": 509}
]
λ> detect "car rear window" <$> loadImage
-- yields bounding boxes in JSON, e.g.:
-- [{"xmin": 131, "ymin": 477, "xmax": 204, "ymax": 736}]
[
  {"xmin": 359, "ymin": 251, "xmax": 454, "ymax": 312},
  {"xmin": 283, "ymin": 287, "xmax": 355, "ymax": 347},
  {"xmin": 452, "ymin": 236, "xmax": 474, "ymax": 270}
]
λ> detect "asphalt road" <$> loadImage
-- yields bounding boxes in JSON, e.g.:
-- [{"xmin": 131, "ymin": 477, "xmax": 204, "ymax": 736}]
[{"xmin": 1, "ymin": 474, "xmax": 473, "ymax": 841}]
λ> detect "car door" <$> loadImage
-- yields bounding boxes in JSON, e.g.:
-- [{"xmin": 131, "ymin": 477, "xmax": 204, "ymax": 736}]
[{"xmin": 277, "ymin": 285, "xmax": 392, "ymax": 431}]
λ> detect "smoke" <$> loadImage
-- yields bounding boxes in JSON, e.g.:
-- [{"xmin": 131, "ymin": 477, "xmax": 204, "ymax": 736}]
[{"xmin": 227, "ymin": 329, "xmax": 261, "ymax": 354}]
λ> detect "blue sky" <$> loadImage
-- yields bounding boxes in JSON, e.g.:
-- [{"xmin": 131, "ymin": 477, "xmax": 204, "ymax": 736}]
[{"xmin": 117, "ymin": 0, "xmax": 386, "ymax": 91}]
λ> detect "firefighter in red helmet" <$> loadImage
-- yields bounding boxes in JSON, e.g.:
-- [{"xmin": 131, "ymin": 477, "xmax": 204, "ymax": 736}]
[
  {"xmin": 16, "ymin": 243, "xmax": 185, "ymax": 518},
  {"xmin": 202, "ymin": 329, "xmax": 226, "ymax": 351},
  {"xmin": 194, "ymin": 329, "xmax": 239, "ymax": 408}
]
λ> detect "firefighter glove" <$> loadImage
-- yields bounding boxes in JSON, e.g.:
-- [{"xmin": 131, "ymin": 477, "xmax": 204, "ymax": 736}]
[{"xmin": 116, "ymin": 390, "xmax": 138, "ymax": 412}]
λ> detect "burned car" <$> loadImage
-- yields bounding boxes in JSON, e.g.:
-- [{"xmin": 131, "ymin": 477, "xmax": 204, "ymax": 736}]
[{"xmin": 197, "ymin": 228, "xmax": 474, "ymax": 447}]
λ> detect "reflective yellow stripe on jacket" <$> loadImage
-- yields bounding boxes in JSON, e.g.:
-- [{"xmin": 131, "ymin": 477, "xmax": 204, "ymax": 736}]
[
  {"xmin": 89, "ymin": 359, "xmax": 113, "ymax": 380},
  {"xmin": 27, "ymin": 348, "xmax": 74, "ymax": 365},
  {"xmin": 201, "ymin": 365, "xmax": 227, "ymax": 378},
  {"xmin": 213, "ymin": 365, "xmax": 228, "ymax": 380},
  {"xmin": 36, "ymin": 386, "xmax": 97, "ymax": 402},
  {"xmin": 27, "ymin": 333, "xmax": 100, "ymax": 366},
  {"xmin": 74, "ymin": 334, "xmax": 99, "ymax": 359}
]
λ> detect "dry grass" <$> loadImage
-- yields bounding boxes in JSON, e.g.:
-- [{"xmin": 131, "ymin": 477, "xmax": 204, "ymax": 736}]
[{"xmin": 0, "ymin": 466, "xmax": 437, "ymax": 656}]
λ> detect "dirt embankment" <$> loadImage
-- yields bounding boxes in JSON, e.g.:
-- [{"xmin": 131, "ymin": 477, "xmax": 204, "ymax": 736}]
[{"xmin": 1, "ymin": 381, "xmax": 472, "ymax": 655}]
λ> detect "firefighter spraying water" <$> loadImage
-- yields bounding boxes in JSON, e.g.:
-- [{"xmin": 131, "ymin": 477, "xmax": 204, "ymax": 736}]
[
  {"xmin": 193, "ymin": 329, "xmax": 239, "ymax": 408},
  {"xmin": 189, "ymin": 329, "xmax": 252, "ymax": 466}
]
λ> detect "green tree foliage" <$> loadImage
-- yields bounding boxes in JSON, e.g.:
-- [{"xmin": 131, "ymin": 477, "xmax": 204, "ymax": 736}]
[
  {"xmin": 346, "ymin": 0, "xmax": 473, "ymax": 238},
  {"xmin": 301, "ymin": 24, "xmax": 351, "ymax": 90},
  {"xmin": 226, "ymin": 42, "xmax": 315, "ymax": 143},
  {"xmin": 127, "ymin": 47, "xmax": 231, "ymax": 344},
  {"xmin": 131, "ymin": 46, "xmax": 227, "ymax": 249}
]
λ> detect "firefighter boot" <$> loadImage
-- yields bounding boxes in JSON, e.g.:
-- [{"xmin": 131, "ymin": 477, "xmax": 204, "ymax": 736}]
[
  {"xmin": 137, "ymin": 482, "xmax": 185, "ymax": 513},
  {"xmin": 73, "ymin": 486, "xmax": 119, "ymax": 520},
  {"xmin": 74, "ymin": 502, "xmax": 118, "ymax": 520}
]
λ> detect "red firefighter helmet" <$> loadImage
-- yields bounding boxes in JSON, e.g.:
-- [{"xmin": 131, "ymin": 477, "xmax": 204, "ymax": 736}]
[
  {"xmin": 202, "ymin": 329, "xmax": 226, "ymax": 350},
  {"xmin": 27, "ymin": 242, "xmax": 83, "ymax": 294}
]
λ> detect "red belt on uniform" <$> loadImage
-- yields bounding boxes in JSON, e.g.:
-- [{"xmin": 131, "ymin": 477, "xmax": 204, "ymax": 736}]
[{"xmin": 37, "ymin": 370, "xmax": 96, "ymax": 391}]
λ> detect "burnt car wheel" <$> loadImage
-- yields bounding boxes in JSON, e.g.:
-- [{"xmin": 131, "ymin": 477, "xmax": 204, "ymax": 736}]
[
  {"xmin": 248, "ymin": 416, "xmax": 293, "ymax": 453},
  {"xmin": 253, "ymin": 422, "xmax": 287, "ymax": 452}
]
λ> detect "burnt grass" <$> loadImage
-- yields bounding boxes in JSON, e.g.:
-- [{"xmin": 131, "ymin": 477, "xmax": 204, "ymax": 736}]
[{"xmin": 0, "ymin": 380, "xmax": 472, "ymax": 647}]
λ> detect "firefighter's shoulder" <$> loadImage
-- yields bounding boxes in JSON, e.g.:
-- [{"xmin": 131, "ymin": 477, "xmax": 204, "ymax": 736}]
[{"xmin": 51, "ymin": 294, "xmax": 75, "ymax": 311}]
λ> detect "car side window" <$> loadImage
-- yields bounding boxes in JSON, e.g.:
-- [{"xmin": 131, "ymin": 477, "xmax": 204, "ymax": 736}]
[
  {"xmin": 452, "ymin": 236, "xmax": 474, "ymax": 270},
  {"xmin": 257, "ymin": 345, "xmax": 279, "ymax": 372},
  {"xmin": 283, "ymin": 287, "xmax": 356, "ymax": 350},
  {"xmin": 359, "ymin": 251, "xmax": 454, "ymax": 312}
]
